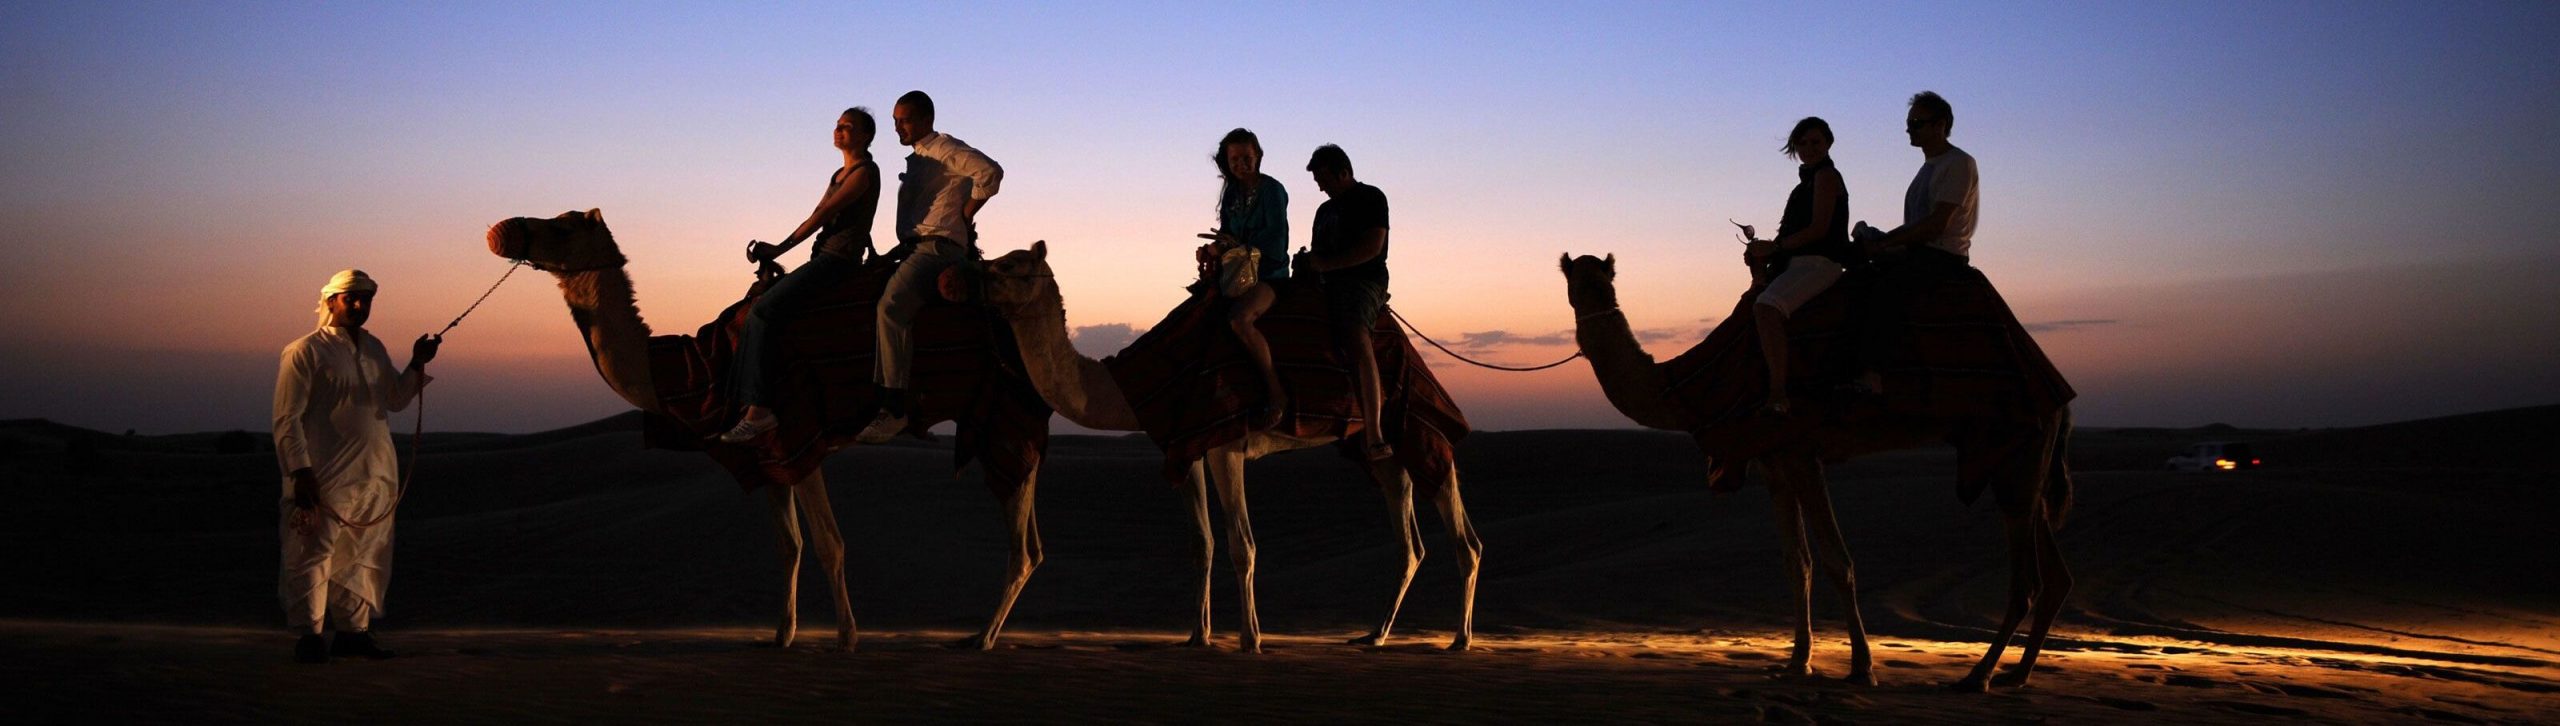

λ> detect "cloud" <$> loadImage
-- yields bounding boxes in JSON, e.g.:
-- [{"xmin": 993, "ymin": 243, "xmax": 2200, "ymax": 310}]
[
  {"xmin": 1633, "ymin": 327, "xmax": 1695, "ymax": 344},
  {"xmin": 1070, "ymin": 323, "xmax": 1147, "ymax": 358},
  {"xmin": 1454, "ymin": 329, "xmax": 1572, "ymax": 350},
  {"xmin": 2024, "ymin": 319, "xmax": 2120, "ymax": 334}
]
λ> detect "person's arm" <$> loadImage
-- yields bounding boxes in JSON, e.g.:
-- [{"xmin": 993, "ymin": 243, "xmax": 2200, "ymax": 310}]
[
  {"xmin": 948, "ymin": 142, "xmax": 1003, "ymax": 219},
  {"xmin": 1316, "ymin": 189, "xmax": 1386, "ymax": 271},
  {"xmin": 1317, "ymin": 228, "xmax": 1387, "ymax": 271},
  {"xmin": 1871, "ymin": 202, "xmax": 1955, "ymax": 253},
  {"xmin": 1259, "ymin": 182, "xmax": 1290, "ymax": 256},
  {"xmin": 273, "ymin": 342, "xmax": 319, "ymax": 508},
  {"xmin": 758, "ymin": 165, "xmax": 879, "ymax": 261},
  {"xmin": 380, "ymin": 335, "xmax": 433, "ymax": 413},
  {"xmin": 1871, "ymin": 155, "xmax": 1973, "ymax": 253}
]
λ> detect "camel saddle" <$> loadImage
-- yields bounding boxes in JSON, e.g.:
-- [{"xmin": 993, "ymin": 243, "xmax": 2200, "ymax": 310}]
[
  {"xmin": 1662, "ymin": 263, "xmax": 2075, "ymax": 491},
  {"xmin": 639, "ymin": 255, "xmax": 1052, "ymax": 492},
  {"xmin": 1104, "ymin": 278, "xmax": 1471, "ymax": 489}
]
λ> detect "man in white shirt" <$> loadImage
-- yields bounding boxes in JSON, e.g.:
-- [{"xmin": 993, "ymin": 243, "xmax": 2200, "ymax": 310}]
[
  {"xmin": 1850, "ymin": 90, "xmax": 1980, "ymax": 391},
  {"xmin": 273, "ymin": 269, "xmax": 439, "ymax": 663},
  {"xmin": 1859, "ymin": 90, "xmax": 1977, "ymax": 259},
  {"xmin": 857, "ymin": 90, "xmax": 1004, "ymax": 443}
]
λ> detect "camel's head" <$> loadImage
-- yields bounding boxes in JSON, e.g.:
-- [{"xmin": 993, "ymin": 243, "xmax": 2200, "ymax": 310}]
[
  {"xmin": 486, "ymin": 209, "xmax": 627, "ymax": 273},
  {"xmin": 1559, "ymin": 253, "xmax": 1620, "ymax": 313},
  {"xmin": 976, "ymin": 240, "xmax": 1062, "ymax": 319}
]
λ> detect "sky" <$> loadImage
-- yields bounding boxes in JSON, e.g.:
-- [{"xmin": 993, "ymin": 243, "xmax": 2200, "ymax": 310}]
[{"xmin": 4, "ymin": 1, "xmax": 2557, "ymax": 435}]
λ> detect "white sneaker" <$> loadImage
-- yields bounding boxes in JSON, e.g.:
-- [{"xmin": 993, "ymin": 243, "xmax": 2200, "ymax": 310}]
[
  {"xmin": 712, "ymin": 413, "xmax": 777, "ymax": 445},
  {"xmin": 854, "ymin": 410, "xmax": 908, "ymax": 444}
]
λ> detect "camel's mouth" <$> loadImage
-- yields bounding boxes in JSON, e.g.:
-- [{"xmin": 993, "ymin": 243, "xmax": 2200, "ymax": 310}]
[{"xmin": 486, "ymin": 218, "xmax": 528, "ymax": 261}]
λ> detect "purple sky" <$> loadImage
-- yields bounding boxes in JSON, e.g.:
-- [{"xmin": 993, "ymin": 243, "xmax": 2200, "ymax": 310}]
[{"xmin": 4, "ymin": 1, "xmax": 2557, "ymax": 434}]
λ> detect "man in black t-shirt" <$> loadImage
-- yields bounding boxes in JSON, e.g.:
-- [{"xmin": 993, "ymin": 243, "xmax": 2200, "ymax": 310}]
[{"xmin": 1298, "ymin": 144, "xmax": 1394, "ymax": 459}]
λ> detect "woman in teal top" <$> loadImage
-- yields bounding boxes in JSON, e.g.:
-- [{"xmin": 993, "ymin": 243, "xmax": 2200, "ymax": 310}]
[{"xmin": 1201, "ymin": 128, "xmax": 1290, "ymax": 429}]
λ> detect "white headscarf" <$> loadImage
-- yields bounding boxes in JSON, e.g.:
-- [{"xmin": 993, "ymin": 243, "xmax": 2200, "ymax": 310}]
[
  {"xmin": 315, "ymin": 269, "xmax": 378, "ymax": 321},
  {"xmin": 320, "ymin": 269, "xmax": 377, "ymax": 299}
]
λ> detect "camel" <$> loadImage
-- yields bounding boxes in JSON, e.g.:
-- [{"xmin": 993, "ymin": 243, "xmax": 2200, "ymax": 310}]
[
  {"xmin": 1559, "ymin": 253, "xmax": 2074, "ymax": 691},
  {"xmin": 970, "ymin": 241, "xmax": 1483, "ymax": 652},
  {"xmin": 483, "ymin": 208, "xmax": 1050, "ymax": 652}
]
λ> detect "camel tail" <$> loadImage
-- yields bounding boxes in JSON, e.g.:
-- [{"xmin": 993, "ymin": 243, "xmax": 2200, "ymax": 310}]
[{"xmin": 2044, "ymin": 406, "xmax": 2075, "ymax": 530}]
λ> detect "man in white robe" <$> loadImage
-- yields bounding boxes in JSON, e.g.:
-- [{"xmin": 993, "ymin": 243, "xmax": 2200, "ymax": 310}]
[{"xmin": 273, "ymin": 269, "xmax": 439, "ymax": 663}]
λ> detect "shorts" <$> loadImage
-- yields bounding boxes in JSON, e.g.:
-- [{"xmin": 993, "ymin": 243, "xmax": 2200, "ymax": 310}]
[
  {"xmin": 1753, "ymin": 256, "xmax": 1846, "ymax": 316},
  {"xmin": 1325, "ymin": 278, "xmax": 1390, "ymax": 332}
]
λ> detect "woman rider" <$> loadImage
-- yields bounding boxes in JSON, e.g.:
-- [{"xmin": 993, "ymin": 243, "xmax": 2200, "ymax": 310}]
[
  {"xmin": 1198, "ymin": 128, "xmax": 1291, "ymax": 429},
  {"xmin": 715, "ymin": 107, "xmax": 883, "ymax": 443},
  {"xmin": 1739, "ymin": 117, "xmax": 1851, "ymax": 415}
]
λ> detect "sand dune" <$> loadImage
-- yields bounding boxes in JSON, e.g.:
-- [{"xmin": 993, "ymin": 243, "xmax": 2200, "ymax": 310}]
[{"xmin": 4, "ymin": 407, "xmax": 2556, "ymax": 722}]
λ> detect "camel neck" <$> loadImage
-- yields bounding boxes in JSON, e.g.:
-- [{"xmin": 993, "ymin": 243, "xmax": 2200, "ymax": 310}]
[
  {"xmin": 1003, "ymin": 298, "xmax": 1142, "ymax": 432},
  {"xmin": 557, "ymin": 266, "xmax": 659, "ymax": 411},
  {"xmin": 1570, "ymin": 293, "xmax": 1691, "ymax": 431}
]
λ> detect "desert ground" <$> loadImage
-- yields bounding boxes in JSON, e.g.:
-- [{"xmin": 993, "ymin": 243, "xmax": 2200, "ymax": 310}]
[{"xmin": 3, "ymin": 406, "xmax": 2555, "ymax": 723}]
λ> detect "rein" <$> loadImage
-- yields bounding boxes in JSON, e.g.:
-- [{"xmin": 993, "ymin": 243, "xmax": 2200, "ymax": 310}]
[
  {"xmin": 1386, "ymin": 306, "xmax": 1586, "ymax": 373},
  {"xmin": 296, "ymin": 259, "xmax": 525, "ymax": 534}
]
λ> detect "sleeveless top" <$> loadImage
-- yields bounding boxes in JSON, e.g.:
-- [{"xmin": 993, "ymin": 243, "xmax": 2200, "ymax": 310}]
[
  {"xmin": 1774, "ymin": 159, "xmax": 1853, "ymax": 265},
  {"xmin": 814, "ymin": 159, "xmax": 880, "ymax": 260}
]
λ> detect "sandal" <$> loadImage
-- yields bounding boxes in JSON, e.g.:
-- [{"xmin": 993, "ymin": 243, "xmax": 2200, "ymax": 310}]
[
  {"xmin": 1364, "ymin": 438, "xmax": 1397, "ymax": 462},
  {"xmin": 1253, "ymin": 392, "xmax": 1290, "ymax": 431}
]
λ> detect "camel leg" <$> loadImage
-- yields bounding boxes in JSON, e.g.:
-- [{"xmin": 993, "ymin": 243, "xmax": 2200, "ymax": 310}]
[
  {"xmin": 968, "ymin": 468, "xmax": 1044, "ymax": 650},
  {"xmin": 1764, "ymin": 457, "xmax": 1817, "ymax": 677},
  {"xmin": 1789, "ymin": 457, "xmax": 1874, "ymax": 685},
  {"xmin": 1429, "ymin": 468, "xmax": 1484, "ymax": 651},
  {"xmin": 1995, "ymin": 516, "xmax": 2072, "ymax": 687},
  {"xmin": 790, "ymin": 470, "xmax": 856, "ymax": 652},
  {"xmin": 1998, "ymin": 419, "xmax": 2076, "ymax": 687},
  {"xmin": 1351, "ymin": 462, "xmax": 1425, "ymax": 647},
  {"xmin": 1207, "ymin": 447, "xmax": 1263, "ymax": 653},
  {"xmin": 1955, "ymin": 513, "xmax": 2040, "ymax": 692},
  {"xmin": 764, "ymin": 483, "xmax": 804, "ymax": 649},
  {"xmin": 1182, "ymin": 459, "xmax": 1215, "ymax": 647}
]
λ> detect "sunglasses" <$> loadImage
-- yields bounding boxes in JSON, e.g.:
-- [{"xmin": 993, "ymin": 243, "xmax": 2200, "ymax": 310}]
[{"xmin": 1906, "ymin": 116, "xmax": 1941, "ymax": 131}]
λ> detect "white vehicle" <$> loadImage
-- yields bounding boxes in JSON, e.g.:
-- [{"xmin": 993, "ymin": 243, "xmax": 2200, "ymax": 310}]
[{"xmin": 2167, "ymin": 441, "xmax": 2261, "ymax": 473}]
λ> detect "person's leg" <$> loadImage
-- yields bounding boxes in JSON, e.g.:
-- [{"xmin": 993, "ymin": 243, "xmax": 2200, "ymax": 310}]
[
  {"xmin": 862, "ymin": 241, "xmax": 961, "ymax": 442},
  {"xmin": 1753, "ymin": 258, "xmax": 1846, "ymax": 414},
  {"xmin": 1330, "ymin": 282, "xmax": 1392, "ymax": 457},
  {"xmin": 1753, "ymin": 302, "xmax": 1794, "ymax": 413},
  {"xmin": 278, "ymin": 499, "xmax": 334, "ymax": 663},
  {"xmin": 325, "ymin": 589, "xmax": 395, "ymax": 659},
  {"xmin": 1852, "ymin": 258, "xmax": 1916, "ymax": 394},
  {"xmin": 1226, "ymin": 283, "xmax": 1287, "ymax": 429},
  {"xmin": 718, "ymin": 253, "xmax": 856, "ymax": 443}
]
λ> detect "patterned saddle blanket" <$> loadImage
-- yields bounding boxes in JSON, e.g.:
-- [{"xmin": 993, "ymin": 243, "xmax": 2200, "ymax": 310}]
[
  {"xmin": 1661, "ymin": 263, "xmax": 2074, "ymax": 490},
  {"xmin": 640, "ymin": 256, "xmax": 1050, "ymax": 492},
  {"xmin": 1103, "ymin": 278, "xmax": 1470, "ymax": 489}
]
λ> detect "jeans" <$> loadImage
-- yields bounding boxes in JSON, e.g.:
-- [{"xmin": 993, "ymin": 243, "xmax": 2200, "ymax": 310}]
[
  {"xmin": 728, "ymin": 250, "xmax": 861, "ymax": 408},
  {"xmin": 874, "ymin": 238, "xmax": 968, "ymax": 390}
]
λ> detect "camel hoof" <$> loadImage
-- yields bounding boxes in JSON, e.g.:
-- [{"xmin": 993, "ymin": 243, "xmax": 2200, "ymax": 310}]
[
  {"xmin": 1843, "ymin": 670, "xmax": 1878, "ymax": 687},
  {"xmin": 1239, "ymin": 637, "xmax": 1264, "ymax": 654},
  {"xmin": 1949, "ymin": 675, "xmax": 1990, "ymax": 693},
  {"xmin": 1446, "ymin": 636, "xmax": 1472, "ymax": 652},
  {"xmin": 1182, "ymin": 633, "xmax": 1211, "ymax": 648},
  {"xmin": 1348, "ymin": 632, "xmax": 1386, "ymax": 647},
  {"xmin": 1991, "ymin": 669, "xmax": 2032, "ymax": 688},
  {"xmin": 1773, "ymin": 661, "xmax": 1815, "ymax": 678}
]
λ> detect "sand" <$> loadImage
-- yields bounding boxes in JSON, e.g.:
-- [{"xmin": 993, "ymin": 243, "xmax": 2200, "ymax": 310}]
[{"xmin": 3, "ymin": 407, "xmax": 2556, "ymax": 723}]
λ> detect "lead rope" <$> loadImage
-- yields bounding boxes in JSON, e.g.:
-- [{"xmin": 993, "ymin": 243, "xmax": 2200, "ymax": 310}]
[
  {"xmin": 300, "ymin": 260, "xmax": 524, "ymax": 533},
  {"xmin": 1385, "ymin": 305, "xmax": 1586, "ymax": 372}
]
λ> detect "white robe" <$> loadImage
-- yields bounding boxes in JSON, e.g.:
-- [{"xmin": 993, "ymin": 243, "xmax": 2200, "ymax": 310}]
[{"xmin": 273, "ymin": 325, "xmax": 425, "ymax": 633}]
